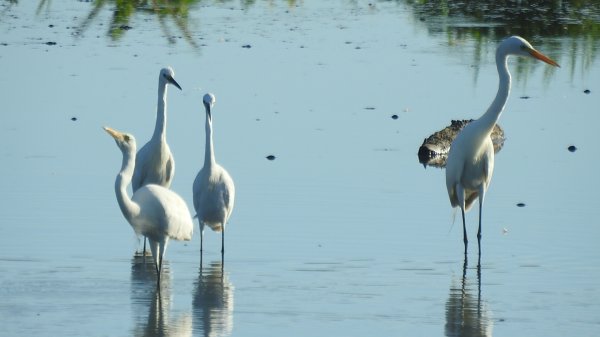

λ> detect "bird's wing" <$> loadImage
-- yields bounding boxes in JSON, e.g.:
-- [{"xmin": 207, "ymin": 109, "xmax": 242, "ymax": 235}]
[
  {"xmin": 221, "ymin": 169, "xmax": 236, "ymax": 221},
  {"xmin": 192, "ymin": 168, "xmax": 207, "ymax": 215},
  {"xmin": 445, "ymin": 148, "xmax": 463, "ymax": 208},
  {"xmin": 132, "ymin": 142, "xmax": 151, "ymax": 191},
  {"xmin": 164, "ymin": 154, "xmax": 174, "ymax": 188},
  {"xmin": 134, "ymin": 185, "xmax": 193, "ymax": 241}
]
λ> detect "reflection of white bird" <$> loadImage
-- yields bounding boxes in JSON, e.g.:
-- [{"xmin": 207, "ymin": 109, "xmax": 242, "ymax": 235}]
[
  {"xmin": 193, "ymin": 261, "xmax": 234, "ymax": 337},
  {"xmin": 105, "ymin": 126, "xmax": 193, "ymax": 284},
  {"xmin": 133, "ymin": 67, "xmax": 182, "ymax": 254},
  {"xmin": 445, "ymin": 36, "xmax": 559, "ymax": 255},
  {"xmin": 193, "ymin": 93, "xmax": 235, "ymax": 260}
]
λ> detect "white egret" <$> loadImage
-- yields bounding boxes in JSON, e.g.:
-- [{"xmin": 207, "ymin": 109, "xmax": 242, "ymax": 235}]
[
  {"xmin": 193, "ymin": 93, "xmax": 236, "ymax": 261},
  {"xmin": 445, "ymin": 36, "xmax": 559, "ymax": 256},
  {"xmin": 132, "ymin": 67, "xmax": 182, "ymax": 254},
  {"xmin": 104, "ymin": 126, "xmax": 193, "ymax": 284}
]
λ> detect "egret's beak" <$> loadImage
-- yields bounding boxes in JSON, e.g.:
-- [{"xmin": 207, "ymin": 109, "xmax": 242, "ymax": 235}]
[
  {"xmin": 528, "ymin": 47, "xmax": 560, "ymax": 67},
  {"xmin": 168, "ymin": 76, "xmax": 182, "ymax": 90},
  {"xmin": 103, "ymin": 126, "xmax": 125, "ymax": 141}
]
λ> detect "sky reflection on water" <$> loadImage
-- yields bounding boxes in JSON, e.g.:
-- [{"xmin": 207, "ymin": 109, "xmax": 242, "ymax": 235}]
[{"xmin": 1, "ymin": 1, "xmax": 599, "ymax": 337}]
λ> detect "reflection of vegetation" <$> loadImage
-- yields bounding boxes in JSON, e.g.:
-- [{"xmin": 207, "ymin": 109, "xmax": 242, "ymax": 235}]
[
  {"xmin": 404, "ymin": 0, "xmax": 600, "ymax": 76},
  {"xmin": 76, "ymin": 0, "xmax": 200, "ymax": 48},
  {"xmin": 406, "ymin": 0, "xmax": 600, "ymax": 36}
]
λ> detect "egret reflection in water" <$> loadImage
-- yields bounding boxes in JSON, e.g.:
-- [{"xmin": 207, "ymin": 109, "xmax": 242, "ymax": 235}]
[
  {"xmin": 193, "ymin": 261, "xmax": 234, "ymax": 337},
  {"xmin": 130, "ymin": 255, "xmax": 192, "ymax": 337},
  {"xmin": 445, "ymin": 257, "xmax": 492, "ymax": 337}
]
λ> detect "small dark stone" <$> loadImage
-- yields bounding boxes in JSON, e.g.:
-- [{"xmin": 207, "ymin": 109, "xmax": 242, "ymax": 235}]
[
  {"xmin": 391, "ymin": 114, "xmax": 398, "ymax": 120},
  {"xmin": 71, "ymin": 117, "xmax": 77, "ymax": 121},
  {"xmin": 584, "ymin": 89, "xmax": 591, "ymax": 94},
  {"xmin": 48, "ymin": 24, "xmax": 54, "ymax": 28},
  {"xmin": 242, "ymin": 44, "xmax": 252, "ymax": 48},
  {"xmin": 266, "ymin": 155, "xmax": 276, "ymax": 161},
  {"xmin": 516, "ymin": 203, "xmax": 526, "ymax": 207},
  {"xmin": 364, "ymin": 106, "xmax": 375, "ymax": 110},
  {"xmin": 45, "ymin": 41, "xmax": 57, "ymax": 46},
  {"xmin": 520, "ymin": 95, "xmax": 530, "ymax": 99},
  {"xmin": 119, "ymin": 25, "xmax": 132, "ymax": 30},
  {"xmin": 568, "ymin": 145, "xmax": 577, "ymax": 152}
]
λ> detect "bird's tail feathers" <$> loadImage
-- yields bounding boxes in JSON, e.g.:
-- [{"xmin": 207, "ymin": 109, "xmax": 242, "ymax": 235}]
[{"xmin": 448, "ymin": 208, "xmax": 458, "ymax": 235}]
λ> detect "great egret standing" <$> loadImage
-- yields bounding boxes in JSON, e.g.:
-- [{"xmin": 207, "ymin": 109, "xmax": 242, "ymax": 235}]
[
  {"xmin": 193, "ymin": 93, "xmax": 236, "ymax": 262},
  {"xmin": 445, "ymin": 36, "xmax": 559, "ymax": 256},
  {"xmin": 105, "ymin": 126, "xmax": 193, "ymax": 284},
  {"xmin": 132, "ymin": 67, "xmax": 182, "ymax": 254}
]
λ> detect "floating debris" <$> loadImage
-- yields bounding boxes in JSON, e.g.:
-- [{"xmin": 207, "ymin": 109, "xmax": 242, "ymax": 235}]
[
  {"xmin": 417, "ymin": 119, "xmax": 505, "ymax": 168},
  {"xmin": 516, "ymin": 203, "xmax": 526, "ymax": 207},
  {"xmin": 71, "ymin": 117, "xmax": 77, "ymax": 121},
  {"xmin": 119, "ymin": 25, "xmax": 132, "ymax": 31},
  {"xmin": 242, "ymin": 44, "xmax": 252, "ymax": 49},
  {"xmin": 584, "ymin": 89, "xmax": 591, "ymax": 94},
  {"xmin": 391, "ymin": 114, "xmax": 398, "ymax": 120},
  {"xmin": 520, "ymin": 95, "xmax": 530, "ymax": 99},
  {"xmin": 364, "ymin": 106, "xmax": 375, "ymax": 110},
  {"xmin": 568, "ymin": 145, "xmax": 577, "ymax": 152},
  {"xmin": 266, "ymin": 155, "xmax": 276, "ymax": 161},
  {"xmin": 45, "ymin": 41, "xmax": 57, "ymax": 46}
]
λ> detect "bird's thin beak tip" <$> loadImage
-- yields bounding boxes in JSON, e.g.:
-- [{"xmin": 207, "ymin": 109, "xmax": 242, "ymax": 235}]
[{"xmin": 530, "ymin": 48, "xmax": 560, "ymax": 68}]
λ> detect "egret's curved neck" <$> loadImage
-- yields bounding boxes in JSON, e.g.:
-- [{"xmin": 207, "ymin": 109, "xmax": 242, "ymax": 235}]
[
  {"xmin": 479, "ymin": 49, "xmax": 511, "ymax": 132},
  {"xmin": 115, "ymin": 148, "xmax": 140, "ymax": 222},
  {"xmin": 204, "ymin": 112, "xmax": 216, "ymax": 167},
  {"xmin": 153, "ymin": 79, "xmax": 168, "ymax": 141}
]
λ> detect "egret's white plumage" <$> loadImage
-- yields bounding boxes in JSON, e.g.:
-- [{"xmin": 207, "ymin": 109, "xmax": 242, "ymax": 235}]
[
  {"xmin": 445, "ymin": 36, "xmax": 559, "ymax": 255},
  {"xmin": 132, "ymin": 67, "xmax": 182, "ymax": 253},
  {"xmin": 193, "ymin": 93, "xmax": 235, "ymax": 260},
  {"xmin": 105, "ymin": 126, "xmax": 193, "ymax": 284}
]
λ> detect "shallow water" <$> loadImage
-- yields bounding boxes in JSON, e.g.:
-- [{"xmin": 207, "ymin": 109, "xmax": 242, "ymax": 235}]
[{"xmin": 1, "ymin": 1, "xmax": 600, "ymax": 336}]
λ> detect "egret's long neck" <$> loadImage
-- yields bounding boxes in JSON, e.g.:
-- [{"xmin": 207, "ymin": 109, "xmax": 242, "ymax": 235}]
[
  {"xmin": 153, "ymin": 80, "xmax": 168, "ymax": 141},
  {"xmin": 115, "ymin": 148, "xmax": 140, "ymax": 222},
  {"xmin": 479, "ymin": 50, "xmax": 511, "ymax": 133},
  {"xmin": 204, "ymin": 112, "xmax": 216, "ymax": 167}
]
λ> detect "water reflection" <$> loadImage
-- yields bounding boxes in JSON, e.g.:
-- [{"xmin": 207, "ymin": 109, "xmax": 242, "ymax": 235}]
[
  {"xmin": 130, "ymin": 255, "xmax": 192, "ymax": 337},
  {"xmin": 404, "ymin": 0, "xmax": 600, "ymax": 74},
  {"xmin": 193, "ymin": 261, "xmax": 234, "ymax": 337},
  {"xmin": 74, "ymin": 0, "xmax": 200, "ymax": 47},
  {"xmin": 445, "ymin": 257, "xmax": 492, "ymax": 337},
  {"xmin": 406, "ymin": 0, "xmax": 600, "ymax": 38}
]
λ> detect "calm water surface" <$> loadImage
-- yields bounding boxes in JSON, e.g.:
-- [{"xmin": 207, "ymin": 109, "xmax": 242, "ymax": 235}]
[{"xmin": 1, "ymin": 1, "xmax": 599, "ymax": 336}]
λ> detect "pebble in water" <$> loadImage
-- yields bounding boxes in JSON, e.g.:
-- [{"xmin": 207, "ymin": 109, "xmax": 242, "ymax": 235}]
[
  {"xmin": 266, "ymin": 155, "xmax": 276, "ymax": 161},
  {"xmin": 516, "ymin": 203, "xmax": 526, "ymax": 207},
  {"xmin": 568, "ymin": 145, "xmax": 577, "ymax": 152}
]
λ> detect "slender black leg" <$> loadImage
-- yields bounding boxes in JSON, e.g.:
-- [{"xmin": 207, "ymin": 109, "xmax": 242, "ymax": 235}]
[
  {"xmin": 477, "ymin": 197, "xmax": 483, "ymax": 260},
  {"xmin": 461, "ymin": 208, "xmax": 468, "ymax": 255},
  {"xmin": 200, "ymin": 229, "xmax": 204, "ymax": 268},
  {"xmin": 221, "ymin": 229, "xmax": 225, "ymax": 263},
  {"xmin": 143, "ymin": 237, "xmax": 147, "ymax": 255}
]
